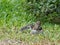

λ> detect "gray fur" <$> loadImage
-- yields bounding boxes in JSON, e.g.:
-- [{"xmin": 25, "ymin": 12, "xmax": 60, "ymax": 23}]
[{"xmin": 20, "ymin": 21, "xmax": 43, "ymax": 34}]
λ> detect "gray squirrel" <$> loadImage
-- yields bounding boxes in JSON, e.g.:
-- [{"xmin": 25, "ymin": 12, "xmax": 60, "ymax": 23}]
[{"xmin": 20, "ymin": 21, "xmax": 43, "ymax": 34}]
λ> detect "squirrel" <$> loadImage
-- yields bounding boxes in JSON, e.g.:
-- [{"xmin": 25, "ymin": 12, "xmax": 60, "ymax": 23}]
[{"xmin": 20, "ymin": 21, "xmax": 43, "ymax": 34}]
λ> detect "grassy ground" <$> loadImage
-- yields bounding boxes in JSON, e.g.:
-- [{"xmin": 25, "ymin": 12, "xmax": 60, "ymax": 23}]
[
  {"xmin": 0, "ymin": 22, "xmax": 60, "ymax": 45},
  {"xmin": 0, "ymin": 0, "xmax": 60, "ymax": 45}
]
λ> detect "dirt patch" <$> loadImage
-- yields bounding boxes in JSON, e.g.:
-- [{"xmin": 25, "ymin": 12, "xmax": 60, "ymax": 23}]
[
  {"xmin": 0, "ymin": 39, "xmax": 58, "ymax": 45},
  {"xmin": 0, "ymin": 39, "xmax": 22, "ymax": 45}
]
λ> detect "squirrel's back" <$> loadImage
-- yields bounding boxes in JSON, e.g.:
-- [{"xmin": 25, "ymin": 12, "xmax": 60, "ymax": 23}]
[{"xmin": 20, "ymin": 24, "xmax": 34, "ymax": 31}]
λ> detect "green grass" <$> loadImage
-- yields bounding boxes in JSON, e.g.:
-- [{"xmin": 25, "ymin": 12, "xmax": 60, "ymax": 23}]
[
  {"xmin": 0, "ymin": 0, "xmax": 60, "ymax": 45},
  {"xmin": 0, "ymin": 22, "xmax": 60, "ymax": 45}
]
